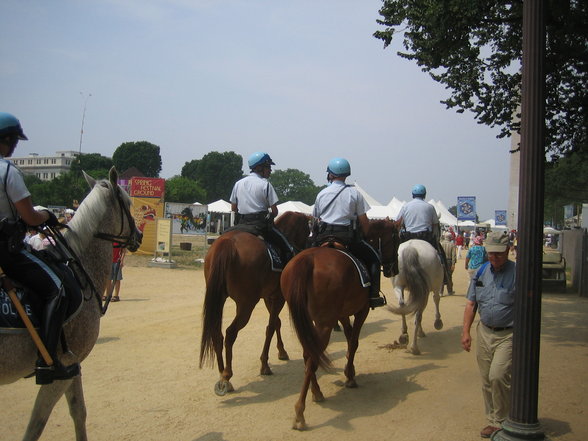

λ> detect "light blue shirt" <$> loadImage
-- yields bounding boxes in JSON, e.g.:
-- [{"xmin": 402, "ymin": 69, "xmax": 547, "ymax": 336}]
[
  {"xmin": 396, "ymin": 197, "xmax": 438, "ymax": 233},
  {"xmin": 467, "ymin": 260, "xmax": 516, "ymax": 328},
  {"xmin": 0, "ymin": 158, "xmax": 30, "ymax": 221},
  {"xmin": 229, "ymin": 172, "xmax": 278, "ymax": 214},
  {"xmin": 313, "ymin": 181, "xmax": 369, "ymax": 226}
]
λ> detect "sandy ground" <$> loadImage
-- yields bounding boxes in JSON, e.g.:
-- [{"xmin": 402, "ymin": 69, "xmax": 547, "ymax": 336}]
[{"xmin": 2, "ymin": 255, "xmax": 587, "ymax": 441}]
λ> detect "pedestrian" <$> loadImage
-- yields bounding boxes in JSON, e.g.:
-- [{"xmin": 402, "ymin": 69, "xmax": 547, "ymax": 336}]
[
  {"xmin": 440, "ymin": 232, "xmax": 456, "ymax": 294},
  {"xmin": 461, "ymin": 231, "xmax": 515, "ymax": 438},
  {"xmin": 104, "ymin": 242, "xmax": 125, "ymax": 302},
  {"xmin": 455, "ymin": 231, "xmax": 465, "ymax": 259},
  {"xmin": 311, "ymin": 157, "xmax": 386, "ymax": 308},
  {"xmin": 465, "ymin": 235, "xmax": 488, "ymax": 279}
]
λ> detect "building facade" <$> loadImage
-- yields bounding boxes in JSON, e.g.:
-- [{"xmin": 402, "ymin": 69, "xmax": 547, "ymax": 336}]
[{"xmin": 8, "ymin": 150, "xmax": 79, "ymax": 181}]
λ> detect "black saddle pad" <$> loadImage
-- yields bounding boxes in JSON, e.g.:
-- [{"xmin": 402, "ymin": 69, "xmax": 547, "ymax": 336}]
[
  {"xmin": 0, "ymin": 282, "xmax": 83, "ymax": 334},
  {"xmin": 334, "ymin": 249, "xmax": 371, "ymax": 288}
]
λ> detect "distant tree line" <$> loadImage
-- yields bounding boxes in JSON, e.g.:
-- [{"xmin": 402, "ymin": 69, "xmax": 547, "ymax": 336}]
[{"xmin": 24, "ymin": 142, "xmax": 322, "ymax": 208}]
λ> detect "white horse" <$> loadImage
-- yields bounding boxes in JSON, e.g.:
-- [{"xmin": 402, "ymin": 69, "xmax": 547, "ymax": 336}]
[
  {"xmin": 0, "ymin": 168, "xmax": 141, "ymax": 441},
  {"xmin": 387, "ymin": 239, "xmax": 444, "ymax": 355}
]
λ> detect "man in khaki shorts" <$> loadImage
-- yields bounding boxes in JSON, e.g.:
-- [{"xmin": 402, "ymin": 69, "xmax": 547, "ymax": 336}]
[{"xmin": 461, "ymin": 231, "xmax": 515, "ymax": 439}]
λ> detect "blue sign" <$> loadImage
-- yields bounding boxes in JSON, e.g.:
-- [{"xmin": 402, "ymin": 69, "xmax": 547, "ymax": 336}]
[
  {"xmin": 457, "ymin": 196, "xmax": 476, "ymax": 221},
  {"xmin": 495, "ymin": 210, "xmax": 507, "ymax": 226}
]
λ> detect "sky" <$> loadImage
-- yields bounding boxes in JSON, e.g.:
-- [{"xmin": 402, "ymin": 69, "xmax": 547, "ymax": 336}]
[{"xmin": 1, "ymin": 0, "xmax": 513, "ymax": 220}]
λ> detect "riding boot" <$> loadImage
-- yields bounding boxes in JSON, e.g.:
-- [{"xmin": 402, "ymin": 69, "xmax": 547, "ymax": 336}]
[
  {"xmin": 35, "ymin": 290, "xmax": 80, "ymax": 385},
  {"xmin": 368, "ymin": 262, "xmax": 386, "ymax": 309}
]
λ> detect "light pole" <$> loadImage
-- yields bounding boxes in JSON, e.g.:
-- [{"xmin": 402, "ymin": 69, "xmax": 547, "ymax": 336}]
[{"xmin": 78, "ymin": 92, "xmax": 92, "ymax": 154}]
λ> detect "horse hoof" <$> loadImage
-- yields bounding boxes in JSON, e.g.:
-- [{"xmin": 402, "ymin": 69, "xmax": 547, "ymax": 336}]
[
  {"xmin": 434, "ymin": 319, "xmax": 444, "ymax": 330},
  {"xmin": 312, "ymin": 392, "xmax": 325, "ymax": 402},
  {"xmin": 399, "ymin": 334, "xmax": 409, "ymax": 345},
  {"xmin": 278, "ymin": 352, "xmax": 290, "ymax": 361},
  {"xmin": 260, "ymin": 366, "xmax": 273, "ymax": 376},
  {"xmin": 411, "ymin": 347, "xmax": 421, "ymax": 355},
  {"xmin": 214, "ymin": 380, "xmax": 233, "ymax": 396},
  {"xmin": 293, "ymin": 419, "xmax": 308, "ymax": 431},
  {"xmin": 345, "ymin": 379, "xmax": 358, "ymax": 388}
]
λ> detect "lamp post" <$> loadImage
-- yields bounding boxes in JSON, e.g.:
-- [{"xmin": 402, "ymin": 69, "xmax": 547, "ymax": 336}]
[{"xmin": 78, "ymin": 92, "xmax": 92, "ymax": 154}]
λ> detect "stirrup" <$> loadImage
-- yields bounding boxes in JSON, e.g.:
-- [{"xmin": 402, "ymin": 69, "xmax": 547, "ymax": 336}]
[
  {"xmin": 369, "ymin": 295, "xmax": 387, "ymax": 309},
  {"xmin": 35, "ymin": 360, "xmax": 80, "ymax": 385}
]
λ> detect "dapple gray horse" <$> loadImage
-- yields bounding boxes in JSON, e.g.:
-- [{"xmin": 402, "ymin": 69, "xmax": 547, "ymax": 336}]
[
  {"xmin": 387, "ymin": 239, "xmax": 444, "ymax": 355},
  {"xmin": 0, "ymin": 168, "xmax": 141, "ymax": 441}
]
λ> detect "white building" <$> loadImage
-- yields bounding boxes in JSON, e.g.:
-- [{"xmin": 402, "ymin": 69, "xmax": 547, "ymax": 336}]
[{"xmin": 8, "ymin": 150, "xmax": 79, "ymax": 181}]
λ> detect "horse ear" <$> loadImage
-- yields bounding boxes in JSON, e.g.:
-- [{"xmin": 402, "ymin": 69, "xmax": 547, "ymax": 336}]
[
  {"xmin": 109, "ymin": 167, "xmax": 119, "ymax": 187},
  {"xmin": 83, "ymin": 171, "xmax": 96, "ymax": 189}
]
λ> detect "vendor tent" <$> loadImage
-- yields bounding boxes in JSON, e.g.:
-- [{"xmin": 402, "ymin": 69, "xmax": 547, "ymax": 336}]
[
  {"xmin": 207, "ymin": 199, "xmax": 232, "ymax": 213},
  {"xmin": 277, "ymin": 201, "xmax": 312, "ymax": 216}
]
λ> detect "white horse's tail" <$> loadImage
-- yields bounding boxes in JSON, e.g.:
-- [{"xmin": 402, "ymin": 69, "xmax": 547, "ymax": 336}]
[{"xmin": 387, "ymin": 245, "xmax": 430, "ymax": 316}]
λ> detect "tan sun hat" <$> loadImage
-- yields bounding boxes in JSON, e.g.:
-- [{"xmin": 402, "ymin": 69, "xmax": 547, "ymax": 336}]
[{"xmin": 485, "ymin": 231, "xmax": 510, "ymax": 252}]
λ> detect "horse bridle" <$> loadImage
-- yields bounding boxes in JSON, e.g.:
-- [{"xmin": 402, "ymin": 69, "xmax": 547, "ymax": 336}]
[{"xmin": 94, "ymin": 186, "xmax": 141, "ymax": 252}]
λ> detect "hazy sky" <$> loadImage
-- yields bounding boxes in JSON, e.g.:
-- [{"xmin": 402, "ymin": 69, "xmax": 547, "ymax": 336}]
[{"xmin": 1, "ymin": 0, "xmax": 513, "ymax": 220}]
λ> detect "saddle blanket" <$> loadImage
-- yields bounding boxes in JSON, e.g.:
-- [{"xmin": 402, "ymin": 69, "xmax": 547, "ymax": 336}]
[
  {"xmin": 335, "ymin": 249, "xmax": 371, "ymax": 288},
  {"xmin": 0, "ymin": 285, "xmax": 82, "ymax": 334}
]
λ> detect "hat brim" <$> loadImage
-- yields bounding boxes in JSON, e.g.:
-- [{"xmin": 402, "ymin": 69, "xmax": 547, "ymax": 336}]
[{"xmin": 485, "ymin": 244, "xmax": 508, "ymax": 252}]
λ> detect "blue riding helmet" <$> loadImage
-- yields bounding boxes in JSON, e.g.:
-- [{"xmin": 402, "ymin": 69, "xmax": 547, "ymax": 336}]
[
  {"xmin": 326, "ymin": 157, "xmax": 351, "ymax": 177},
  {"xmin": 248, "ymin": 152, "xmax": 275, "ymax": 169},
  {"xmin": 412, "ymin": 184, "xmax": 426, "ymax": 197},
  {"xmin": 0, "ymin": 112, "xmax": 28, "ymax": 140}
]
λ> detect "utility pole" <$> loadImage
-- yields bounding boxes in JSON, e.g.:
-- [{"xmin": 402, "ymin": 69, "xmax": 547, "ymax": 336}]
[{"xmin": 78, "ymin": 92, "xmax": 92, "ymax": 154}]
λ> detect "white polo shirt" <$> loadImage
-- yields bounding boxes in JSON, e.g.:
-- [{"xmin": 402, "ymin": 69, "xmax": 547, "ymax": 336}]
[{"xmin": 229, "ymin": 172, "xmax": 278, "ymax": 214}]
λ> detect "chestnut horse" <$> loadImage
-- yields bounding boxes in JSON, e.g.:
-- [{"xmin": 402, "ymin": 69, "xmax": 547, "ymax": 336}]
[
  {"xmin": 199, "ymin": 211, "xmax": 309, "ymax": 396},
  {"xmin": 280, "ymin": 219, "xmax": 400, "ymax": 430}
]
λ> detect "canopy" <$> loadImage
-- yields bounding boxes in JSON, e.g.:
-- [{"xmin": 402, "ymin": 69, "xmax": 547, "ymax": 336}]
[
  {"xmin": 277, "ymin": 201, "xmax": 312, "ymax": 217},
  {"xmin": 544, "ymin": 226, "xmax": 561, "ymax": 235},
  {"xmin": 207, "ymin": 199, "xmax": 232, "ymax": 213}
]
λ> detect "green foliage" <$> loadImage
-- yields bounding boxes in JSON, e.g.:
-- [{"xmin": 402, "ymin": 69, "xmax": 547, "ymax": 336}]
[
  {"xmin": 544, "ymin": 145, "xmax": 588, "ymax": 226},
  {"xmin": 181, "ymin": 151, "xmax": 243, "ymax": 202},
  {"xmin": 374, "ymin": 0, "xmax": 587, "ymax": 157},
  {"xmin": 112, "ymin": 141, "xmax": 162, "ymax": 177},
  {"xmin": 165, "ymin": 175, "xmax": 207, "ymax": 203},
  {"xmin": 24, "ymin": 171, "xmax": 90, "ymax": 208},
  {"xmin": 70, "ymin": 153, "xmax": 113, "ymax": 176},
  {"xmin": 269, "ymin": 168, "xmax": 321, "ymax": 205}
]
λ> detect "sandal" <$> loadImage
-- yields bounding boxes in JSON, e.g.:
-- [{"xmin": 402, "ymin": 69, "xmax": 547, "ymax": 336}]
[{"xmin": 112, "ymin": 296, "xmax": 120, "ymax": 302}]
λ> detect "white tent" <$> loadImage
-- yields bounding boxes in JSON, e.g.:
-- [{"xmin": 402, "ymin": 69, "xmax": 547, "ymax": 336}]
[
  {"xmin": 367, "ymin": 205, "xmax": 397, "ymax": 219},
  {"xmin": 207, "ymin": 199, "xmax": 232, "ymax": 213},
  {"xmin": 354, "ymin": 181, "xmax": 383, "ymax": 207},
  {"xmin": 277, "ymin": 201, "xmax": 312, "ymax": 217},
  {"xmin": 482, "ymin": 218, "xmax": 508, "ymax": 230},
  {"xmin": 429, "ymin": 199, "xmax": 458, "ymax": 226}
]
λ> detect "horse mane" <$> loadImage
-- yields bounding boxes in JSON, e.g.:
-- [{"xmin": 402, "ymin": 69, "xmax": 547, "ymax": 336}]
[{"xmin": 64, "ymin": 179, "xmax": 119, "ymax": 256}]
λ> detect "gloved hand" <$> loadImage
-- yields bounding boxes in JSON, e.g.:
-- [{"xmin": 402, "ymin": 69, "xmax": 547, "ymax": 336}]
[{"xmin": 43, "ymin": 210, "xmax": 61, "ymax": 227}]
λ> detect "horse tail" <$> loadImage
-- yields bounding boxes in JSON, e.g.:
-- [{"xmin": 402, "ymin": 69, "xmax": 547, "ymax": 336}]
[
  {"xmin": 387, "ymin": 246, "xmax": 429, "ymax": 316},
  {"xmin": 199, "ymin": 239, "xmax": 235, "ymax": 368},
  {"xmin": 284, "ymin": 256, "xmax": 332, "ymax": 371}
]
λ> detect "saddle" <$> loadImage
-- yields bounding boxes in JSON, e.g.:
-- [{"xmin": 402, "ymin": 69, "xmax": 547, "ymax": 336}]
[
  {"xmin": 0, "ymin": 253, "xmax": 83, "ymax": 334},
  {"xmin": 222, "ymin": 224, "xmax": 288, "ymax": 272}
]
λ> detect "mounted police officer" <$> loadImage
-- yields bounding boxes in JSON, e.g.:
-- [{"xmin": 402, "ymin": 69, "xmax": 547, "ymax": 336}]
[
  {"xmin": 396, "ymin": 184, "xmax": 449, "ymax": 281},
  {"xmin": 0, "ymin": 112, "xmax": 80, "ymax": 384},
  {"xmin": 312, "ymin": 157, "xmax": 386, "ymax": 308},
  {"xmin": 229, "ymin": 152, "xmax": 293, "ymax": 262}
]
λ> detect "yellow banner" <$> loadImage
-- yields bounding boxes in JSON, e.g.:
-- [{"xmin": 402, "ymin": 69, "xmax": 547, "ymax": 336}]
[{"xmin": 131, "ymin": 196, "xmax": 164, "ymax": 254}]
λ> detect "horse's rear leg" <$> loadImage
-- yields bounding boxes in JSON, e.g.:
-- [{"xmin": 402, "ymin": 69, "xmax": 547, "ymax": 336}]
[
  {"xmin": 65, "ymin": 376, "xmax": 88, "ymax": 441},
  {"xmin": 293, "ymin": 357, "xmax": 318, "ymax": 431},
  {"xmin": 344, "ymin": 307, "xmax": 369, "ymax": 388},
  {"xmin": 221, "ymin": 301, "xmax": 257, "ymax": 391},
  {"xmin": 399, "ymin": 313, "xmax": 409, "ymax": 345},
  {"xmin": 260, "ymin": 296, "xmax": 289, "ymax": 375},
  {"xmin": 432, "ymin": 288, "xmax": 444, "ymax": 330},
  {"xmin": 410, "ymin": 311, "xmax": 423, "ymax": 355},
  {"xmin": 23, "ymin": 380, "xmax": 71, "ymax": 441}
]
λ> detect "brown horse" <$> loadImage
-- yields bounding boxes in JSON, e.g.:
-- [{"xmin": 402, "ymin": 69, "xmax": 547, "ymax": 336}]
[
  {"xmin": 281, "ymin": 218, "xmax": 400, "ymax": 430},
  {"xmin": 199, "ymin": 211, "xmax": 309, "ymax": 396}
]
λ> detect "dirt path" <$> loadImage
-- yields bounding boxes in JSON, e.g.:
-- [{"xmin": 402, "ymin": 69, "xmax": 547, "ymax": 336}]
[{"xmin": 2, "ymin": 258, "xmax": 587, "ymax": 441}]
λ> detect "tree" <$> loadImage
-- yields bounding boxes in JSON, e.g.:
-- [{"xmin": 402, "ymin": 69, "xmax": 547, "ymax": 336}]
[
  {"xmin": 269, "ymin": 169, "xmax": 321, "ymax": 205},
  {"xmin": 165, "ymin": 176, "xmax": 207, "ymax": 204},
  {"xmin": 374, "ymin": 0, "xmax": 587, "ymax": 157},
  {"xmin": 112, "ymin": 141, "xmax": 162, "ymax": 177},
  {"xmin": 70, "ymin": 153, "xmax": 113, "ymax": 176},
  {"xmin": 544, "ymin": 145, "xmax": 588, "ymax": 226},
  {"xmin": 183, "ymin": 151, "xmax": 243, "ymax": 202},
  {"xmin": 25, "ymin": 172, "xmax": 90, "ymax": 208}
]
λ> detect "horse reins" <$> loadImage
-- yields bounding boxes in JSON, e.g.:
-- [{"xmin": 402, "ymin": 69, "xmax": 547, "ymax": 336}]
[{"xmin": 94, "ymin": 187, "xmax": 140, "ymax": 251}]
